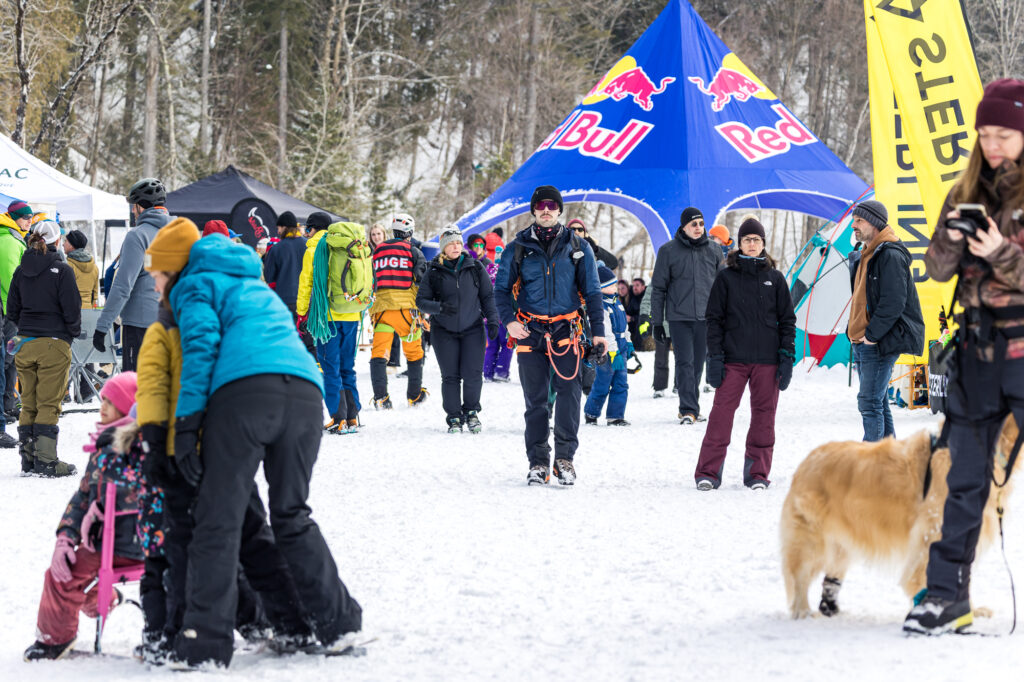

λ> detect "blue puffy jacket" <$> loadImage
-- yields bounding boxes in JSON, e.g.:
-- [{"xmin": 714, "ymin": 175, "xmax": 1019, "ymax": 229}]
[
  {"xmin": 170, "ymin": 235, "xmax": 324, "ymax": 417},
  {"xmin": 601, "ymin": 293, "xmax": 632, "ymax": 370},
  {"xmin": 493, "ymin": 224, "xmax": 605, "ymax": 337}
]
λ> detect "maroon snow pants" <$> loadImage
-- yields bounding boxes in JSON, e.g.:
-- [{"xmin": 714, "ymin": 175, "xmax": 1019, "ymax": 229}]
[{"xmin": 695, "ymin": 363, "xmax": 779, "ymax": 488}]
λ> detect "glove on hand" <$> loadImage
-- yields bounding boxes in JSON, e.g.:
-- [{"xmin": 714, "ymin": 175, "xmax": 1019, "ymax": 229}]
[
  {"xmin": 296, "ymin": 314, "xmax": 308, "ymax": 332},
  {"xmin": 92, "ymin": 330, "xmax": 107, "ymax": 353},
  {"xmin": 440, "ymin": 301, "xmax": 457, "ymax": 316},
  {"xmin": 638, "ymin": 314, "xmax": 652, "ymax": 339},
  {"xmin": 50, "ymin": 535, "xmax": 77, "ymax": 583},
  {"xmin": 777, "ymin": 351, "xmax": 794, "ymax": 391},
  {"xmin": 486, "ymin": 322, "xmax": 499, "ymax": 340},
  {"xmin": 173, "ymin": 412, "xmax": 205, "ymax": 487},
  {"xmin": 653, "ymin": 325, "xmax": 667, "ymax": 345},
  {"xmin": 141, "ymin": 423, "xmax": 171, "ymax": 485},
  {"xmin": 80, "ymin": 500, "xmax": 104, "ymax": 552},
  {"xmin": 706, "ymin": 355, "xmax": 725, "ymax": 389}
]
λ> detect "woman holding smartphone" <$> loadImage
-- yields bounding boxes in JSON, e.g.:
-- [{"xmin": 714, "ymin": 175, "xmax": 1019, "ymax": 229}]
[{"xmin": 906, "ymin": 79, "xmax": 1024, "ymax": 635}]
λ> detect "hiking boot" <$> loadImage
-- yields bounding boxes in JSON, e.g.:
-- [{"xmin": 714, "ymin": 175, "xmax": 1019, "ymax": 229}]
[
  {"xmin": 135, "ymin": 630, "xmax": 170, "ymax": 665},
  {"xmin": 696, "ymin": 479, "xmax": 715, "ymax": 491},
  {"xmin": 346, "ymin": 418, "xmax": 360, "ymax": 433},
  {"xmin": 373, "ymin": 395, "xmax": 393, "ymax": 410},
  {"xmin": 553, "ymin": 459, "xmax": 576, "ymax": 486},
  {"xmin": 584, "ymin": 414, "xmax": 598, "ymax": 425},
  {"xmin": 607, "ymin": 418, "xmax": 630, "ymax": 426},
  {"xmin": 408, "ymin": 388, "xmax": 429, "ymax": 406},
  {"xmin": 0, "ymin": 430, "xmax": 15, "ymax": 449},
  {"xmin": 748, "ymin": 481, "xmax": 768, "ymax": 491},
  {"xmin": 24, "ymin": 638, "xmax": 76, "ymax": 661},
  {"xmin": 324, "ymin": 417, "xmax": 347, "ymax": 434},
  {"xmin": 446, "ymin": 416, "xmax": 463, "ymax": 434},
  {"xmin": 653, "ymin": 390, "xmax": 665, "ymax": 399},
  {"xmin": 268, "ymin": 631, "xmax": 319, "ymax": 655},
  {"xmin": 17, "ymin": 425, "xmax": 34, "ymax": 474},
  {"xmin": 679, "ymin": 413, "xmax": 696, "ymax": 425},
  {"xmin": 463, "ymin": 411, "xmax": 482, "ymax": 434},
  {"xmin": 527, "ymin": 464, "xmax": 549, "ymax": 486},
  {"xmin": 903, "ymin": 595, "xmax": 973, "ymax": 635},
  {"xmin": 33, "ymin": 425, "xmax": 76, "ymax": 478}
]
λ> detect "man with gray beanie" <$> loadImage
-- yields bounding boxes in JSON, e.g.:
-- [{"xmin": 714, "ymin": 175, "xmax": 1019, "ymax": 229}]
[{"xmin": 847, "ymin": 199, "xmax": 924, "ymax": 441}]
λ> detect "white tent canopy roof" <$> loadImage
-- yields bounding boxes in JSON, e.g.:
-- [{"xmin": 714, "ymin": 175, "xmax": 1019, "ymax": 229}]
[{"xmin": 0, "ymin": 134, "xmax": 127, "ymax": 221}]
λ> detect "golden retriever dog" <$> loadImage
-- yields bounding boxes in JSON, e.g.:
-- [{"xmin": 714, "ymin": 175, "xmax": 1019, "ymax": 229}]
[{"xmin": 780, "ymin": 415, "xmax": 1017, "ymax": 618}]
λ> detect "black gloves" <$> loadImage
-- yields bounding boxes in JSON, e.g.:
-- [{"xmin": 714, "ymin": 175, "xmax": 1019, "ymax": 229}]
[
  {"xmin": 440, "ymin": 301, "xmax": 457, "ymax": 316},
  {"xmin": 141, "ymin": 423, "xmax": 171, "ymax": 486},
  {"xmin": 706, "ymin": 355, "xmax": 725, "ymax": 389},
  {"xmin": 173, "ymin": 412, "xmax": 205, "ymax": 487},
  {"xmin": 92, "ymin": 330, "xmax": 107, "ymax": 353},
  {"xmin": 487, "ymin": 322, "xmax": 499, "ymax": 340},
  {"xmin": 778, "ymin": 350, "xmax": 794, "ymax": 391},
  {"xmin": 653, "ymin": 325, "xmax": 667, "ymax": 344}
]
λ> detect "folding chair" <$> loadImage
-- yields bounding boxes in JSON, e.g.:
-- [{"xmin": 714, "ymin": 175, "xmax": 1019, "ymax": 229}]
[
  {"xmin": 92, "ymin": 480, "xmax": 145, "ymax": 653},
  {"xmin": 68, "ymin": 309, "xmax": 119, "ymax": 405}
]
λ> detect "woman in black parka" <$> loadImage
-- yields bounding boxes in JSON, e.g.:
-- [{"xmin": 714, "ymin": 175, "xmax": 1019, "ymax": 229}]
[{"xmin": 416, "ymin": 225, "xmax": 499, "ymax": 433}]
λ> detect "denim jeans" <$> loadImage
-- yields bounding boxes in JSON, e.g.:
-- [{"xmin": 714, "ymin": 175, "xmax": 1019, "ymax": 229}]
[{"xmin": 853, "ymin": 342, "xmax": 899, "ymax": 441}]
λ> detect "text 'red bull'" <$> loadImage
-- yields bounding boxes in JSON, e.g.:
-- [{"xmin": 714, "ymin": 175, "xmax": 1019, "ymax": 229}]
[
  {"xmin": 538, "ymin": 111, "xmax": 653, "ymax": 165},
  {"xmin": 601, "ymin": 68, "xmax": 675, "ymax": 111},
  {"xmin": 715, "ymin": 104, "xmax": 816, "ymax": 163},
  {"xmin": 689, "ymin": 68, "xmax": 762, "ymax": 111}
]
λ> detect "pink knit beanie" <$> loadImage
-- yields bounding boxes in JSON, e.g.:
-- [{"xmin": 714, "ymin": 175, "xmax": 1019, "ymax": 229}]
[{"xmin": 100, "ymin": 371, "xmax": 138, "ymax": 417}]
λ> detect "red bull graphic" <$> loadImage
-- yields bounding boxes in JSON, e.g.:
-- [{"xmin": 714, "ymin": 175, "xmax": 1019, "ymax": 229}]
[
  {"xmin": 537, "ymin": 111, "xmax": 653, "ymax": 165},
  {"xmin": 715, "ymin": 104, "xmax": 816, "ymax": 163},
  {"xmin": 582, "ymin": 57, "xmax": 675, "ymax": 111},
  {"xmin": 689, "ymin": 68, "xmax": 762, "ymax": 111}
]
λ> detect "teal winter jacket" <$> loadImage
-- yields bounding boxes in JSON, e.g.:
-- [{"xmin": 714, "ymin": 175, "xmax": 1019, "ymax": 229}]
[{"xmin": 170, "ymin": 234, "xmax": 324, "ymax": 417}]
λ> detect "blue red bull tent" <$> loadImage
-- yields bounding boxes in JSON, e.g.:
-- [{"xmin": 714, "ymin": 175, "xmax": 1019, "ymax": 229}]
[
  {"xmin": 454, "ymin": 0, "xmax": 868, "ymax": 251},
  {"xmin": 165, "ymin": 165, "xmax": 341, "ymax": 247}
]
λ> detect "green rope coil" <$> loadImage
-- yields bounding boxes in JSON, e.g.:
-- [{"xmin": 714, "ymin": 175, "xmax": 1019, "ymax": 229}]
[{"xmin": 307, "ymin": 236, "xmax": 337, "ymax": 344}]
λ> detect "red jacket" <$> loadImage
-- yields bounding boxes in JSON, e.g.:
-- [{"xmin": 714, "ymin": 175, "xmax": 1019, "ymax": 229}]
[{"xmin": 485, "ymin": 232, "xmax": 505, "ymax": 262}]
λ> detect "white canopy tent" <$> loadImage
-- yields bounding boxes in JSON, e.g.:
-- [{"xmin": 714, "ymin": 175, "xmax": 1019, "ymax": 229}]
[{"xmin": 0, "ymin": 133, "xmax": 126, "ymax": 222}]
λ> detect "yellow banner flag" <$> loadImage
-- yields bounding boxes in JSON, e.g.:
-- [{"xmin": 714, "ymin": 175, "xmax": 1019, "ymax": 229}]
[{"xmin": 864, "ymin": 0, "xmax": 982, "ymax": 359}]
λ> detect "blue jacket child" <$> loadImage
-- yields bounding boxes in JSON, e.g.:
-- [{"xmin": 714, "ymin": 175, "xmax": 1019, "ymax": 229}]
[{"xmin": 584, "ymin": 266, "xmax": 633, "ymax": 424}]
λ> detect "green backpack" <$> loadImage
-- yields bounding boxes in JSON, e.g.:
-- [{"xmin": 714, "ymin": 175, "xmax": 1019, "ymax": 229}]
[{"xmin": 323, "ymin": 222, "xmax": 373, "ymax": 314}]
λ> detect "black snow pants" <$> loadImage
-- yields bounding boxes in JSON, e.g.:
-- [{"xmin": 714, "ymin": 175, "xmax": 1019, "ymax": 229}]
[
  {"xmin": 175, "ymin": 374, "xmax": 361, "ymax": 667},
  {"xmin": 431, "ymin": 323, "xmax": 485, "ymax": 418}
]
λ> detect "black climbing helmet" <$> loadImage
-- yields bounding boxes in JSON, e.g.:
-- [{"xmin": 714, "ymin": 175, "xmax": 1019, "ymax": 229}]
[{"xmin": 126, "ymin": 177, "xmax": 166, "ymax": 207}]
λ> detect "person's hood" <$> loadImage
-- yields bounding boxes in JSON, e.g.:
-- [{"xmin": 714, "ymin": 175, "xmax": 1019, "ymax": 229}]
[
  {"xmin": 136, "ymin": 206, "xmax": 172, "ymax": 231},
  {"xmin": 19, "ymin": 248, "xmax": 63, "ymax": 277},
  {"xmin": 67, "ymin": 248, "xmax": 94, "ymax": 264},
  {"xmin": 157, "ymin": 304, "xmax": 178, "ymax": 330},
  {"xmin": 0, "ymin": 212, "xmax": 27, "ymax": 239},
  {"xmin": 181, "ymin": 233, "xmax": 263, "ymax": 281},
  {"xmin": 305, "ymin": 229, "xmax": 327, "ymax": 251},
  {"xmin": 674, "ymin": 227, "xmax": 710, "ymax": 248}
]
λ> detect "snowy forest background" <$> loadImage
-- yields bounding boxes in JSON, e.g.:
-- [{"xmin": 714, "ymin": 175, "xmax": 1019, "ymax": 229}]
[{"xmin": 2, "ymin": 0, "xmax": 1023, "ymax": 277}]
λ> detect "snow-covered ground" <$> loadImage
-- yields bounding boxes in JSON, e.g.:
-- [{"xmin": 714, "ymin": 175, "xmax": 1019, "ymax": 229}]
[{"xmin": 1, "ymin": 350, "xmax": 1021, "ymax": 680}]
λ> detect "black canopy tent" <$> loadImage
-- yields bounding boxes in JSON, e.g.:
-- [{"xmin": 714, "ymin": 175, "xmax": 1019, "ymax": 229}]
[{"xmin": 165, "ymin": 165, "xmax": 342, "ymax": 246}]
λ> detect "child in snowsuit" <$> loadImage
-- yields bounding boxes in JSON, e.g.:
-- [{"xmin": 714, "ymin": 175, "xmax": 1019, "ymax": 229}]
[
  {"xmin": 24, "ymin": 372, "xmax": 142, "ymax": 661},
  {"xmin": 145, "ymin": 218, "xmax": 361, "ymax": 668},
  {"xmin": 584, "ymin": 266, "xmax": 633, "ymax": 426},
  {"xmin": 467, "ymin": 234, "xmax": 513, "ymax": 382}
]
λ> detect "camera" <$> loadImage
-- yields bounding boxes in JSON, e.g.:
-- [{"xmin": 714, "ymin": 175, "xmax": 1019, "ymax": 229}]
[{"xmin": 947, "ymin": 203, "xmax": 988, "ymax": 239}]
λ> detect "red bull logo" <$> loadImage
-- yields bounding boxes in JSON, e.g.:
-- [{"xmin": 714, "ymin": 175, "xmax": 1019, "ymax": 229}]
[
  {"xmin": 537, "ymin": 111, "xmax": 653, "ymax": 165},
  {"xmin": 689, "ymin": 68, "xmax": 762, "ymax": 111},
  {"xmin": 715, "ymin": 104, "xmax": 816, "ymax": 163},
  {"xmin": 583, "ymin": 57, "xmax": 675, "ymax": 111}
]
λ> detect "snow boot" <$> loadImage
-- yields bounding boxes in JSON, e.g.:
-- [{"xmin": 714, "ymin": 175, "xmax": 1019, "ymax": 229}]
[
  {"xmin": 406, "ymin": 359, "xmax": 425, "ymax": 403},
  {"xmin": 324, "ymin": 417, "xmax": 347, "ymax": 434},
  {"xmin": 269, "ymin": 631, "xmax": 319, "ymax": 655},
  {"xmin": 696, "ymin": 479, "xmax": 715, "ymax": 491},
  {"xmin": 408, "ymin": 388, "xmax": 429, "ymax": 406},
  {"xmin": 17, "ymin": 424, "xmax": 35, "ymax": 474},
  {"xmin": 584, "ymin": 414, "xmax": 598, "ymax": 425},
  {"xmin": 607, "ymin": 418, "xmax": 630, "ymax": 426},
  {"xmin": 446, "ymin": 416, "xmax": 463, "ymax": 433},
  {"xmin": 373, "ymin": 395, "xmax": 393, "ymax": 410},
  {"xmin": 819, "ymin": 576, "xmax": 841, "ymax": 617},
  {"xmin": 463, "ymin": 411, "xmax": 482, "ymax": 434},
  {"xmin": 33, "ymin": 425, "xmax": 76, "ymax": 478},
  {"xmin": 679, "ymin": 413, "xmax": 696, "ymax": 425},
  {"xmin": 553, "ymin": 459, "xmax": 576, "ymax": 486},
  {"xmin": 370, "ymin": 357, "xmax": 389, "ymax": 404},
  {"xmin": 527, "ymin": 464, "xmax": 549, "ymax": 486},
  {"xmin": 24, "ymin": 638, "xmax": 76, "ymax": 661},
  {"xmin": 134, "ymin": 630, "xmax": 171, "ymax": 665},
  {"xmin": 903, "ymin": 595, "xmax": 973, "ymax": 635}
]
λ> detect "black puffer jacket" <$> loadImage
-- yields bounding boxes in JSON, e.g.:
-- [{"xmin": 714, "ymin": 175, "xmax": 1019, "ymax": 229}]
[
  {"xmin": 847, "ymin": 242, "xmax": 925, "ymax": 357},
  {"xmin": 7, "ymin": 246, "xmax": 82, "ymax": 343},
  {"xmin": 416, "ymin": 254, "xmax": 499, "ymax": 334},
  {"xmin": 649, "ymin": 228, "xmax": 722, "ymax": 324},
  {"xmin": 705, "ymin": 251, "xmax": 795, "ymax": 364}
]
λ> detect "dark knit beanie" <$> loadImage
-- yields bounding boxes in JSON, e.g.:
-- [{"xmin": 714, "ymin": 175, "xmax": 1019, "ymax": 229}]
[
  {"xmin": 679, "ymin": 207, "xmax": 704, "ymax": 227},
  {"xmin": 306, "ymin": 212, "xmax": 332, "ymax": 231},
  {"xmin": 530, "ymin": 185, "xmax": 563, "ymax": 214},
  {"xmin": 853, "ymin": 199, "xmax": 888, "ymax": 230},
  {"xmin": 467, "ymin": 233, "xmax": 486, "ymax": 248},
  {"xmin": 738, "ymin": 217, "xmax": 766, "ymax": 241},
  {"xmin": 597, "ymin": 265, "xmax": 617, "ymax": 289},
  {"xmin": 276, "ymin": 210, "xmax": 297, "ymax": 228},
  {"xmin": 6, "ymin": 200, "xmax": 32, "ymax": 221},
  {"xmin": 975, "ymin": 78, "xmax": 1024, "ymax": 134},
  {"xmin": 66, "ymin": 229, "xmax": 88, "ymax": 250}
]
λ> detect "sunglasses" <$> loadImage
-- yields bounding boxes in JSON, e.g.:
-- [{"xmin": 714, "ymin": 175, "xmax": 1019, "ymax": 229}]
[
  {"xmin": 534, "ymin": 200, "xmax": 559, "ymax": 211},
  {"xmin": 571, "ymin": 226, "xmax": 586, "ymax": 233}
]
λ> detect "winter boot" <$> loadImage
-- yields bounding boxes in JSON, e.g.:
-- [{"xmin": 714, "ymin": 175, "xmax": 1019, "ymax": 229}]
[
  {"xmin": 584, "ymin": 414, "xmax": 598, "ymax": 425},
  {"xmin": 134, "ymin": 630, "xmax": 171, "ymax": 665},
  {"xmin": 409, "ymin": 388, "xmax": 429, "ymax": 406},
  {"xmin": 268, "ymin": 631, "xmax": 319, "ymax": 655},
  {"xmin": 33, "ymin": 425, "xmax": 76, "ymax": 478},
  {"xmin": 369, "ymin": 357, "xmax": 389, "ymax": 404},
  {"xmin": 406, "ymin": 359, "xmax": 425, "ymax": 403},
  {"xmin": 819, "ymin": 576, "xmax": 841, "ymax": 617},
  {"xmin": 553, "ymin": 459, "xmax": 576, "ymax": 486},
  {"xmin": 24, "ymin": 638, "xmax": 76, "ymax": 661},
  {"xmin": 903, "ymin": 595, "xmax": 973, "ymax": 635},
  {"xmin": 324, "ymin": 416, "xmax": 347, "ymax": 434},
  {"xmin": 373, "ymin": 394, "xmax": 393, "ymax": 410},
  {"xmin": 17, "ymin": 424, "xmax": 35, "ymax": 474},
  {"xmin": 0, "ymin": 428, "xmax": 15, "ymax": 449},
  {"xmin": 607, "ymin": 418, "xmax": 630, "ymax": 426},
  {"xmin": 446, "ymin": 416, "xmax": 463, "ymax": 434},
  {"xmin": 463, "ymin": 411, "xmax": 482, "ymax": 434},
  {"xmin": 527, "ymin": 464, "xmax": 549, "ymax": 486},
  {"xmin": 679, "ymin": 413, "xmax": 696, "ymax": 425}
]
